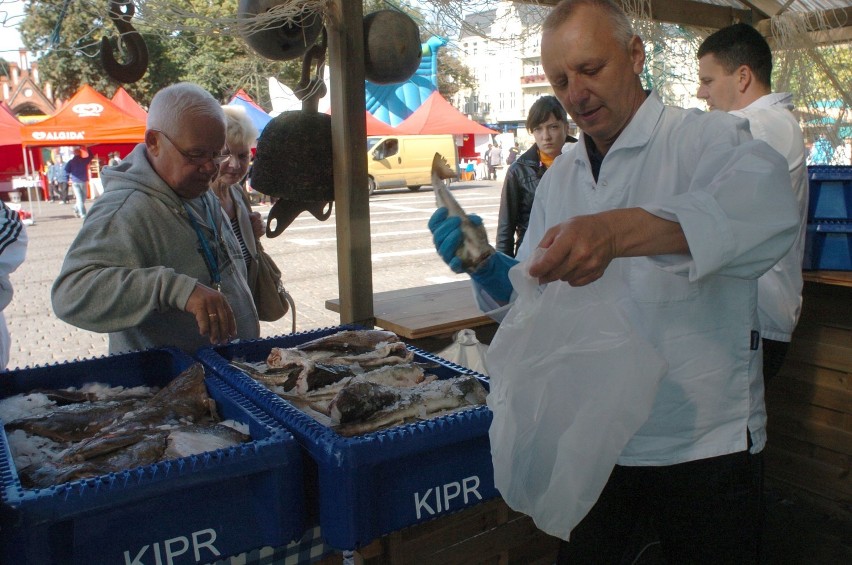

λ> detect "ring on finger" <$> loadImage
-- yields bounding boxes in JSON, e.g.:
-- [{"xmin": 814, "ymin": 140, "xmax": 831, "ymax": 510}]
[{"xmin": 209, "ymin": 313, "xmax": 218, "ymax": 318}]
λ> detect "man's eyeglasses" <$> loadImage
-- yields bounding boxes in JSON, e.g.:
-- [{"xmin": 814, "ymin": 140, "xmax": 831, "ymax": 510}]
[{"xmin": 152, "ymin": 129, "xmax": 228, "ymax": 165}]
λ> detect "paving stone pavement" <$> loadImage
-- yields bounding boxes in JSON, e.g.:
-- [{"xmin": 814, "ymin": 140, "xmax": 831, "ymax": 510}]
[{"xmin": 5, "ymin": 200, "xmax": 109, "ymax": 369}]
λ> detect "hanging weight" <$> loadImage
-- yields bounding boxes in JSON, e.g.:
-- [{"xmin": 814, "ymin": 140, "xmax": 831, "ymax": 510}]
[
  {"xmin": 363, "ymin": 10, "xmax": 422, "ymax": 85},
  {"xmin": 238, "ymin": 0, "xmax": 324, "ymax": 61}
]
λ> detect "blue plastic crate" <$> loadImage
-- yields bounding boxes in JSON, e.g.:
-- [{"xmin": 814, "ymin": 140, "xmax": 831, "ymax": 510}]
[
  {"xmin": 807, "ymin": 165, "xmax": 852, "ymax": 221},
  {"xmin": 197, "ymin": 326, "xmax": 498, "ymax": 551},
  {"xmin": 0, "ymin": 349, "xmax": 305, "ymax": 565},
  {"xmin": 802, "ymin": 222, "xmax": 852, "ymax": 271}
]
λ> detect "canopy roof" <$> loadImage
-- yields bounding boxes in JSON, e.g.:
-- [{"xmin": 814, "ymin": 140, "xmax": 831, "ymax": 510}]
[
  {"xmin": 529, "ymin": 0, "xmax": 852, "ymax": 41},
  {"xmin": 111, "ymin": 87, "xmax": 148, "ymax": 121},
  {"xmin": 227, "ymin": 95, "xmax": 273, "ymax": 135},
  {"xmin": 324, "ymin": 109, "xmax": 398, "ymax": 135},
  {"xmin": 21, "ymin": 85, "xmax": 146, "ymax": 147},
  {"xmin": 394, "ymin": 91, "xmax": 497, "ymax": 135},
  {"xmin": 0, "ymin": 102, "xmax": 22, "ymax": 147},
  {"xmin": 365, "ymin": 111, "xmax": 398, "ymax": 136},
  {"xmin": 232, "ymin": 89, "xmax": 266, "ymax": 111}
]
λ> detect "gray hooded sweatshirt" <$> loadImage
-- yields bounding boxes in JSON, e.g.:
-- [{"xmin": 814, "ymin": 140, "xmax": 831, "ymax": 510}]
[{"xmin": 52, "ymin": 143, "xmax": 259, "ymax": 355}]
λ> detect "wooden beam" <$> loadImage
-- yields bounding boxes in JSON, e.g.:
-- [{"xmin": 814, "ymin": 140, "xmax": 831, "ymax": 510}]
[
  {"xmin": 532, "ymin": 0, "xmax": 753, "ymax": 28},
  {"xmin": 766, "ymin": 25, "xmax": 852, "ymax": 48},
  {"xmin": 647, "ymin": 1, "xmax": 753, "ymax": 28},
  {"xmin": 738, "ymin": 0, "xmax": 785, "ymax": 18},
  {"xmin": 326, "ymin": 0, "xmax": 375, "ymax": 327},
  {"xmin": 756, "ymin": 7, "xmax": 852, "ymax": 43}
]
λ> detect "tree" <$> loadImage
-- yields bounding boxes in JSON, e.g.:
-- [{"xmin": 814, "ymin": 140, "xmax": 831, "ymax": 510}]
[
  {"xmin": 17, "ymin": 0, "xmax": 478, "ymax": 109},
  {"xmin": 18, "ymin": 0, "xmax": 179, "ymax": 104},
  {"xmin": 437, "ymin": 51, "xmax": 475, "ymax": 100},
  {"xmin": 775, "ymin": 40, "xmax": 852, "ymax": 151},
  {"xmin": 18, "ymin": 0, "xmax": 302, "ymax": 107},
  {"xmin": 156, "ymin": 0, "xmax": 301, "ymax": 108}
]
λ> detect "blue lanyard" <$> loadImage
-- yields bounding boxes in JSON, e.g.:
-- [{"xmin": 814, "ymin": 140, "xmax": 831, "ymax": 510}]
[{"xmin": 184, "ymin": 197, "xmax": 222, "ymax": 291}]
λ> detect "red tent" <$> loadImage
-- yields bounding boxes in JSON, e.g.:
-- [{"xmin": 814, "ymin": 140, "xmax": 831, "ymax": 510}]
[
  {"xmin": 0, "ymin": 103, "xmax": 27, "ymax": 186},
  {"xmin": 111, "ymin": 87, "xmax": 148, "ymax": 121},
  {"xmin": 326, "ymin": 108, "xmax": 397, "ymax": 136},
  {"xmin": 0, "ymin": 102, "xmax": 22, "ymax": 147},
  {"xmin": 232, "ymin": 88, "xmax": 267, "ymax": 112},
  {"xmin": 365, "ymin": 111, "xmax": 397, "ymax": 136},
  {"xmin": 21, "ymin": 85, "xmax": 146, "ymax": 146},
  {"xmin": 394, "ymin": 91, "xmax": 497, "ymax": 135}
]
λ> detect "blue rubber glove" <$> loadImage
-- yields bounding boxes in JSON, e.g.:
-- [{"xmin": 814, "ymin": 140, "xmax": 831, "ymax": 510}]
[
  {"xmin": 470, "ymin": 251, "xmax": 518, "ymax": 303},
  {"xmin": 429, "ymin": 207, "xmax": 486, "ymax": 274}
]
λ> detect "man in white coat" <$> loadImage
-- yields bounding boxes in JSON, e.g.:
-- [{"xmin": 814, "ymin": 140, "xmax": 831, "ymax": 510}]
[
  {"xmin": 428, "ymin": 0, "xmax": 800, "ymax": 561},
  {"xmin": 698, "ymin": 23, "xmax": 809, "ymax": 382}
]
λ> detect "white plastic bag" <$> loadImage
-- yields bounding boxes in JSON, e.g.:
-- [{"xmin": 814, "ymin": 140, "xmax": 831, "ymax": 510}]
[
  {"xmin": 436, "ymin": 329, "xmax": 490, "ymax": 375},
  {"xmin": 485, "ymin": 261, "xmax": 667, "ymax": 540}
]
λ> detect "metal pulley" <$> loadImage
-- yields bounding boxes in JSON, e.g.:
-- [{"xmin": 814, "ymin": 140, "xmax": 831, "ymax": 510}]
[{"xmin": 251, "ymin": 30, "xmax": 333, "ymax": 238}]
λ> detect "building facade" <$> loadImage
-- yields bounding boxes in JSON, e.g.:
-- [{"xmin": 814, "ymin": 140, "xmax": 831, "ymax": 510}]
[
  {"xmin": 1, "ymin": 49, "xmax": 55, "ymax": 120},
  {"xmin": 452, "ymin": 2, "xmax": 560, "ymax": 141},
  {"xmin": 449, "ymin": 2, "xmax": 703, "ymax": 144}
]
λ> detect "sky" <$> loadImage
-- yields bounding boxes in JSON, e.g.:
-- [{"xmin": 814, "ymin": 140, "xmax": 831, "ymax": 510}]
[{"xmin": 0, "ymin": 0, "xmax": 26, "ymax": 60}]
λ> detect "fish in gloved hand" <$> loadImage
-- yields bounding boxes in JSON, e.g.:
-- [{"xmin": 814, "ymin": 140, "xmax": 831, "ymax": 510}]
[
  {"xmin": 431, "ymin": 153, "xmax": 495, "ymax": 273},
  {"xmin": 429, "ymin": 154, "xmax": 519, "ymax": 303}
]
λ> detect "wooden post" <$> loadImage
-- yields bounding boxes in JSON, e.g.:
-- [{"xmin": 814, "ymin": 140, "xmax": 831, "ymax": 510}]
[{"xmin": 326, "ymin": 0, "xmax": 375, "ymax": 327}]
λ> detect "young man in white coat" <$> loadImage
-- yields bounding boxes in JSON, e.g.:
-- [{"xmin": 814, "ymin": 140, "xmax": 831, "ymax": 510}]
[{"xmin": 698, "ymin": 23, "xmax": 809, "ymax": 383}]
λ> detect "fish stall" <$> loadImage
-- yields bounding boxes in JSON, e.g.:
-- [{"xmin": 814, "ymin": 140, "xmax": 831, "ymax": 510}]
[{"xmin": 0, "ymin": 328, "xmax": 559, "ymax": 564}]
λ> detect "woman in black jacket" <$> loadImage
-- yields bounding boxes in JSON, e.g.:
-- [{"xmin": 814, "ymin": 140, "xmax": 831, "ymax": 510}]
[{"xmin": 495, "ymin": 96, "xmax": 576, "ymax": 256}]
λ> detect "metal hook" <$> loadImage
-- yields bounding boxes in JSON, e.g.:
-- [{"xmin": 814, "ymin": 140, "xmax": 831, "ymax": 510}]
[
  {"xmin": 100, "ymin": 0, "xmax": 149, "ymax": 83},
  {"xmin": 293, "ymin": 27, "xmax": 327, "ymax": 113}
]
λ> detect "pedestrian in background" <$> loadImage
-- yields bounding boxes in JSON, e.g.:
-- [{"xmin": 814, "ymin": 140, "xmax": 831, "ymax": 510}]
[
  {"xmin": 479, "ymin": 144, "xmax": 492, "ymax": 180},
  {"xmin": 64, "ymin": 147, "xmax": 93, "ymax": 218},
  {"xmin": 495, "ymin": 96, "xmax": 576, "ymax": 256},
  {"xmin": 47, "ymin": 159, "xmax": 66, "ymax": 203},
  {"xmin": 210, "ymin": 105, "xmax": 264, "ymax": 291},
  {"xmin": 506, "ymin": 142, "xmax": 520, "ymax": 165},
  {"xmin": 487, "ymin": 143, "xmax": 503, "ymax": 180},
  {"xmin": 697, "ymin": 23, "xmax": 808, "ymax": 384}
]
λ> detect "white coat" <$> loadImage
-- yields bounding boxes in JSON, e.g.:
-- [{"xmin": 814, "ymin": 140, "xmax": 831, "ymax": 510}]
[
  {"xmin": 513, "ymin": 91, "xmax": 799, "ymax": 465},
  {"xmin": 730, "ymin": 93, "xmax": 808, "ymax": 342}
]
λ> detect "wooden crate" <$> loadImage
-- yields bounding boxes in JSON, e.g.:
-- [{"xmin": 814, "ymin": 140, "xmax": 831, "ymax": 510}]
[{"xmin": 765, "ymin": 277, "xmax": 852, "ymax": 520}]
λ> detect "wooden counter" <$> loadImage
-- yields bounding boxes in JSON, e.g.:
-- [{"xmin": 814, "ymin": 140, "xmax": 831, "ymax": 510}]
[
  {"xmin": 764, "ymin": 269, "xmax": 851, "ymax": 520},
  {"xmin": 802, "ymin": 270, "xmax": 852, "ymax": 287},
  {"xmin": 325, "ymin": 280, "xmax": 495, "ymax": 339}
]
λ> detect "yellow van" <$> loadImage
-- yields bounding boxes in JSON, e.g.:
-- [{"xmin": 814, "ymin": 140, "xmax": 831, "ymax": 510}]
[{"xmin": 366, "ymin": 134, "xmax": 458, "ymax": 195}]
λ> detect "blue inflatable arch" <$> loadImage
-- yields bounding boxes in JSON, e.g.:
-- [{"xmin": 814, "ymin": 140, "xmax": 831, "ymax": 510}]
[{"xmin": 365, "ymin": 35, "xmax": 447, "ymax": 126}]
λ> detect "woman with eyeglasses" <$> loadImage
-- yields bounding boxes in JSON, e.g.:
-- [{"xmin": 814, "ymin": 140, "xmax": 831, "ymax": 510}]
[{"xmin": 210, "ymin": 106, "xmax": 264, "ymax": 282}]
